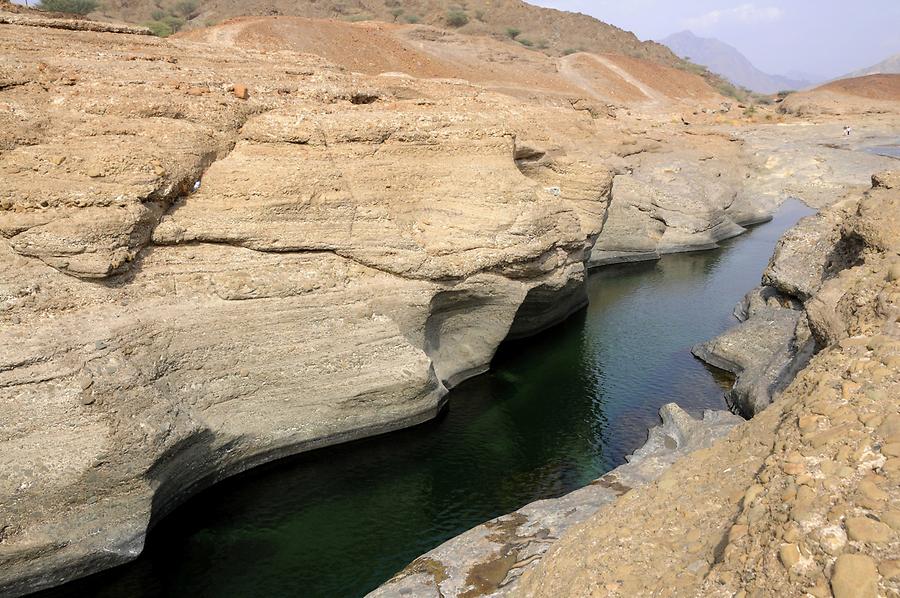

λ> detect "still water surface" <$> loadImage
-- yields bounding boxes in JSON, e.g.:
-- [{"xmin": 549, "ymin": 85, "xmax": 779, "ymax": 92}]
[{"xmin": 39, "ymin": 200, "xmax": 813, "ymax": 598}]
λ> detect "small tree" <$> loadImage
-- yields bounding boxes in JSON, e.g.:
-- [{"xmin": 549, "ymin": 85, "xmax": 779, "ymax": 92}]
[
  {"xmin": 390, "ymin": 7, "xmax": 404, "ymax": 21},
  {"xmin": 505, "ymin": 27, "xmax": 521, "ymax": 39},
  {"xmin": 173, "ymin": 0, "xmax": 197, "ymax": 18},
  {"xmin": 446, "ymin": 10, "xmax": 468, "ymax": 27},
  {"xmin": 38, "ymin": 0, "xmax": 98, "ymax": 14},
  {"xmin": 144, "ymin": 19, "xmax": 173, "ymax": 36}
]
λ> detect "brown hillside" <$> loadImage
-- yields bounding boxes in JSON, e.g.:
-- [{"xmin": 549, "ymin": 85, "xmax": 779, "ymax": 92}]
[
  {"xmin": 178, "ymin": 16, "xmax": 720, "ymax": 107},
  {"xmin": 780, "ymin": 74, "xmax": 900, "ymax": 116},
  {"xmin": 99, "ymin": 0, "xmax": 681, "ymax": 65},
  {"xmin": 816, "ymin": 73, "xmax": 900, "ymax": 101}
]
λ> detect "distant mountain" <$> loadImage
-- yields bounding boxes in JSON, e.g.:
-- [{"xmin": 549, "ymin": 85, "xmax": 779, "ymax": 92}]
[
  {"xmin": 659, "ymin": 30, "xmax": 811, "ymax": 94},
  {"xmin": 843, "ymin": 53, "xmax": 900, "ymax": 78}
]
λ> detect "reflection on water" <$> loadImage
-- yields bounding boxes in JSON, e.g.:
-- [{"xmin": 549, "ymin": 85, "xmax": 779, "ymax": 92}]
[
  {"xmin": 37, "ymin": 201, "xmax": 813, "ymax": 598},
  {"xmin": 864, "ymin": 145, "xmax": 900, "ymax": 159}
]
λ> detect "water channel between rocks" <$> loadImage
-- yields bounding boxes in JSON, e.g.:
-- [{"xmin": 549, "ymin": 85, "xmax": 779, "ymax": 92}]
[{"xmin": 37, "ymin": 200, "xmax": 814, "ymax": 598}]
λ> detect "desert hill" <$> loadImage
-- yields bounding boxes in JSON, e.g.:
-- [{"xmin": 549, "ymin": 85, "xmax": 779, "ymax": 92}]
[
  {"xmin": 99, "ymin": 0, "xmax": 675, "ymax": 61},
  {"xmin": 781, "ymin": 73, "xmax": 900, "ymax": 115},
  {"xmin": 178, "ymin": 16, "xmax": 719, "ymax": 107}
]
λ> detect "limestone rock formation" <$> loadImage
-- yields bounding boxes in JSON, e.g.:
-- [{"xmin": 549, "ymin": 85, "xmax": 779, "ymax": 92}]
[
  {"xmin": 512, "ymin": 171, "xmax": 900, "ymax": 597},
  {"xmin": 2, "ymin": 6, "xmax": 898, "ymax": 596},
  {"xmin": 589, "ymin": 135, "xmax": 763, "ymax": 266},
  {"xmin": 692, "ymin": 306, "xmax": 815, "ymax": 416},
  {"xmin": 368, "ymin": 405, "xmax": 742, "ymax": 598},
  {"xmin": 0, "ymin": 17, "xmax": 613, "ymax": 595}
]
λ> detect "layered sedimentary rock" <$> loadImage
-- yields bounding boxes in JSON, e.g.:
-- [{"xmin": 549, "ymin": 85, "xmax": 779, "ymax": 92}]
[
  {"xmin": 0, "ymin": 19, "xmax": 616, "ymax": 595},
  {"xmin": 693, "ymin": 185, "xmax": 880, "ymax": 416},
  {"xmin": 513, "ymin": 171, "xmax": 900, "ymax": 597},
  {"xmin": 3, "ymin": 7, "xmax": 897, "ymax": 595},
  {"xmin": 692, "ymin": 304, "xmax": 815, "ymax": 416},
  {"xmin": 588, "ymin": 134, "xmax": 766, "ymax": 266},
  {"xmin": 374, "ymin": 170, "xmax": 899, "ymax": 598}
]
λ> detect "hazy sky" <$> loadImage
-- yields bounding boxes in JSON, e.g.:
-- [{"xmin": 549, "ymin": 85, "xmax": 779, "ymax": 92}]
[{"xmin": 529, "ymin": 1, "xmax": 900, "ymax": 79}]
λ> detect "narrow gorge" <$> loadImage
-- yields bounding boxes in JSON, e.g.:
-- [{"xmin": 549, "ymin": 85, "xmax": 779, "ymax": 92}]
[{"xmin": 0, "ymin": 3, "xmax": 898, "ymax": 598}]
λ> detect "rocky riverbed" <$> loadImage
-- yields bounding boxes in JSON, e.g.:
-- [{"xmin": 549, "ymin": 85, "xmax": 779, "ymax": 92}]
[
  {"xmin": 1, "ymin": 8, "xmax": 898, "ymax": 597},
  {"xmin": 374, "ymin": 170, "xmax": 899, "ymax": 598}
]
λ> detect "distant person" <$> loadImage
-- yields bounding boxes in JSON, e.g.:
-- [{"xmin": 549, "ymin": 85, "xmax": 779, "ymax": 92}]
[{"xmin": 843, "ymin": 125, "xmax": 852, "ymax": 136}]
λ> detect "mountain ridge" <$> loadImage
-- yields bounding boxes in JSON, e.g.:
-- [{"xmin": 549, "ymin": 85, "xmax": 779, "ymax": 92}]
[
  {"xmin": 660, "ymin": 29, "xmax": 811, "ymax": 94},
  {"xmin": 843, "ymin": 52, "xmax": 900, "ymax": 79}
]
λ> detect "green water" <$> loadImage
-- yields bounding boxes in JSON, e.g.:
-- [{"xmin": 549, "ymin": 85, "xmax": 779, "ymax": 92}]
[{"xmin": 37, "ymin": 200, "xmax": 813, "ymax": 598}]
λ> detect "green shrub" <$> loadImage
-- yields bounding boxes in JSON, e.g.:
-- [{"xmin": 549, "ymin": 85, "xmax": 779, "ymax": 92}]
[
  {"xmin": 404, "ymin": 14, "xmax": 420, "ymax": 23},
  {"xmin": 151, "ymin": 8, "xmax": 165, "ymax": 20},
  {"xmin": 474, "ymin": 9, "xmax": 484, "ymax": 21},
  {"xmin": 446, "ymin": 10, "xmax": 468, "ymax": 27},
  {"xmin": 38, "ymin": 0, "xmax": 98, "ymax": 14},
  {"xmin": 518, "ymin": 38, "xmax": 533, "ymax": 47},
  {"xmin": 390, "ymin": 7, "xmax": 404, "ymax": 20},
  {"xmin": 162, "ymin": 14, "xmax": 185, "ymax": 30},
  {"xmin": 562, "ymin": 48, "xmax": 579, "ymax": 56},
  {"xmin": 173, "ymin": 0, "xmax": 197, "ymax": 18},
  {"xmin": 505, "ymin": 27, "xmax": 520, "ymax": 39},
  {"xmin": 536, "ymin": 39, "xmax": 549, "ymax": 49},
  {"xmin": 144, "ymin": 19, "xmax": 174, "ymax": 36}
]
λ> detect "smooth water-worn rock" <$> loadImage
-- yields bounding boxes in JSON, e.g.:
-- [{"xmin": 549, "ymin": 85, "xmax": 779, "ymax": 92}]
[
  {"xmin": 589, "ymin": 135, "xmax": 760, "ymax": 267},
  {"xmin": 2, "ymin": 8, "xmax": 898, "ymax": 596},
  {"xmin": 762, "ymin": 200, "xmax": 861, "ymax": 301},
  {"xmin": 692, "ymin": 305, "xmax": 816, "ymax": 416},
  {"xmin": 0, "ymin": 20, "xmax": 616, "ymax": 596},
  {"xmin": 368, "ymin": 404, "xmax": 742, "ymax": 598},
  {"xmin": 514, "ymin": 171, "xmax": 900, "ymax": 598}
]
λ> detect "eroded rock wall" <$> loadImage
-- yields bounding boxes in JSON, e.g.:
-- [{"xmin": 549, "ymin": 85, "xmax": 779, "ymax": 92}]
[
  {"xmin": 0, "ymin": 21, "xmax": 613, "ymax": 595},
  {"xmin": 514, "ymin": 171, "xmax": 900, "ymax": 597}
]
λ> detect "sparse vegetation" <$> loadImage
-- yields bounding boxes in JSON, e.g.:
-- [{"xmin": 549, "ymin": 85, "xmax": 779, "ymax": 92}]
[
  {"xmin": 173, "ymin": 0, "xmax": 197, "ymax": 18},
  {"xmin": 37, "ymin": 0, "xmax": 97, "ymax": 15},
  {"xmin": 143, "ymin": 1, "xmax": 198, "ymax": 37},
  {"xmin": 713, "ymin": 80, "xmax": 750, "ymax": 102},
  {"xmin": 144, "ymin": 19, "xmax": 175, "ymax": 36},
  {"xmin": 536, "ymin": 39, "xmax": 549, "ymax": 50},
  {"xmin": 343, "ymin": 13, "xmax": 372, "ymax": 22},
  {"xmin": 518, "ymin": 38, "xmax": 534, "ymax": 47},
  {"xmin": 390, "ymin": 7, "xmax": 404, "ymax": 21},
  {"xmin": 505, "ymin": 27, "xmax": 521, "ymax": 39},
  {"xmin": 404, "ymin": 14, "xmax": 420, "ymax": 24},
  {"xmin": 474, "ymin": 10, "xmax": 484, "ymax": 21},
  {"xmin": 562, "ymin": 48, "xmax": 579, "ymax": 56},
  {"xmin": 673, "ymin": 59, "xmax": 752, "ymax": 102},
  {"xmin": 446, "ymin": 10, "xmax": 469, "ymax": 27}
]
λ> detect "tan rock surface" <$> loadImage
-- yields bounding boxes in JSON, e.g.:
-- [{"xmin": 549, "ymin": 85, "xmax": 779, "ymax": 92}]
[
  {"xmin": 0, "ymin": 16, "xmax": 611, "ymax": 595},
  {"xmin": 1, "ymin": 8, "xmax": 899, "ymax": 597},
  {"xmin": 513, "ymin": 173, "xmax": 900, "ymax": 598}
]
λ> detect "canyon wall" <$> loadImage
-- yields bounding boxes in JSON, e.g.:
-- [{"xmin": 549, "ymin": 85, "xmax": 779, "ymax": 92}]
[
  {"xmin": 516, "ymin": 171, "xmax": 900, "ymax": 597},
  {"xmin": 1, "ymin": 11, "xmax": 897, "ymax": 597}
]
